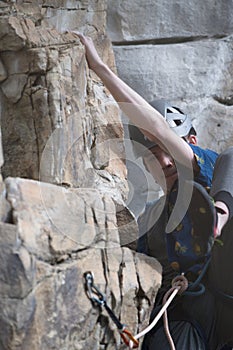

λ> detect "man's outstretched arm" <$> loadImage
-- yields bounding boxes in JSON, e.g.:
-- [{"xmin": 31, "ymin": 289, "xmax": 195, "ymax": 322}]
[{"xmin": 73, "ymin": 32, "xmax": 198, "ymax": 171}]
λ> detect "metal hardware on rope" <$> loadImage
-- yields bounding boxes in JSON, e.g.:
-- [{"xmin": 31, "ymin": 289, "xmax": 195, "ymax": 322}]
[
  {"xmin": 128, "ymin": 274, "xmax": 189, "ymax": 349},
  {"xmin": 159, "ymin": 260, "xmax": 211, "ymax": 350},
  {"xmin": 84, "ymin": 271, "xmax": 106, "ymax": 306},
  {"xmin": 161, "ymin": 274, "xmax": 189, "ymax": 350},
  {"xmin": 84, "ymin": 268, "xmax": 208, "ymax": 350},
  {"xmin": 83, "ymin": 271, "xmax": 139, "ymax": 348}
]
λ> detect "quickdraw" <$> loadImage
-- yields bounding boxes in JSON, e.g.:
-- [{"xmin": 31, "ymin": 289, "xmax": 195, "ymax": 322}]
[
  {"xmin": 84, "ymin": 271, "xmax": 139, "ymax": 348},
  {"xmin": 84, "ymin": 265, "xmax": 211, "ymax": 350}
]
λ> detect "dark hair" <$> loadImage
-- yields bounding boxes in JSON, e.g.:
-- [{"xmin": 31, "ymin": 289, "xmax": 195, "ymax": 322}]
[
  {"xmin": 188, "ymin": 126, "xmax": 197, "ymax": 137},
  {"xmin": 182, "ymin": 126, "xmax": 197, "ymax": 142}
]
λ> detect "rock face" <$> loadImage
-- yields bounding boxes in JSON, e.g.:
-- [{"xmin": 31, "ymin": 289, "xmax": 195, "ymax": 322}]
[
  {"xmin": 0, "ymin": 2, "xmax": 125, "ymax": 190},
  {"xmin": 107, "ymin": 0, "xmax": 233, "ymax": 214},
  {"xmin": 0, "ymin": 1, "xmax": 162, "ymax": 350},
  {"xmin": 0, "ymin": 177, "xmax": 161, "ymax": 350}
]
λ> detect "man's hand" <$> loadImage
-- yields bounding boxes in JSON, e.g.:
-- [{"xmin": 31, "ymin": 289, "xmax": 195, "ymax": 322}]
[
  {"xmin": 70, "ymin": 32, "xmax": 104, "ymax": 72},
  {"xmin": 215, "ymin": 201, "xmax": 229, "ymax": 237}
]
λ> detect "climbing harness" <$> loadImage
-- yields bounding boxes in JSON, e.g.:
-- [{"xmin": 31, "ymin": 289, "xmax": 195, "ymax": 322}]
[
  {"xmin": 84, "ymin": 267, "xmax": 209, "ymax": 349},
  {"xmin": 83, "ymin": 271, "xmax": 139, "ymax": 348}
]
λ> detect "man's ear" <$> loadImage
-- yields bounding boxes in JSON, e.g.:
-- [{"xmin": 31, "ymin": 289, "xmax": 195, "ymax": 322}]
[{"xmin": 187, "ymin": 135, "xmax": 197, "ymax": 145}]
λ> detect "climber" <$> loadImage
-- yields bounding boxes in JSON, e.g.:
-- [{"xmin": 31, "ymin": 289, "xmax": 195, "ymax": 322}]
[
  {"xmin": 71, "ymin": 32, "xmax": 233, "ymax": 349},
  {"xmin": 130, "ymin": 102, "xmax": 233, "ymax": 349}
]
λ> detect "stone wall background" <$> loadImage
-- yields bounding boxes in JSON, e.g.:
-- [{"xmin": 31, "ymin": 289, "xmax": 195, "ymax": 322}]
[{"xmin": 107, "ymin": 0, "xmax": 233, "ymax": 216}]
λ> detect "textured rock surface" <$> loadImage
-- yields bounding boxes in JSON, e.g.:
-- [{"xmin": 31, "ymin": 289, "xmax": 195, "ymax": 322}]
[
  {"xmin": 0, "ymin": 1, "xmax": 162, "ymax": 349},
  {"xmin": 0, "ymin": 177, "xmax": 162, "ymax": 350},
  {"xmin": 107, "ymin": 0, "xmax": 233, "ymax": 214},
  {"xmin": 107, "ymin": 0, "xmax": 233, "ymax": 42},
  {"xmin": 0, "ymin": 8, "xmax": 126, "ymax": 195}
]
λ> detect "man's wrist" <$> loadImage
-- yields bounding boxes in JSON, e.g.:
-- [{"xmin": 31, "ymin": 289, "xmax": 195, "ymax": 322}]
[
  {"xmin": 92, "ymin": 62, "xmax": 110, "ymax": 75},
  {"xmin": 215, "ymin": 200, "xmax": 229, "ymax": 237}
]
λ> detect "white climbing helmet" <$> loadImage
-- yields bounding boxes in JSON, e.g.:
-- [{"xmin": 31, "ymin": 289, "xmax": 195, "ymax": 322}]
[{"xmin": 128, "ymin": 99, "xmax": 193, "ymax": 158}]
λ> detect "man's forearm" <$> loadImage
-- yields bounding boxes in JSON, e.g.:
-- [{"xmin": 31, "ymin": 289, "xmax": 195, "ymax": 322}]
[{"xmin": 93, "ymin": 62, "xmax": 166, "ymax": 136}]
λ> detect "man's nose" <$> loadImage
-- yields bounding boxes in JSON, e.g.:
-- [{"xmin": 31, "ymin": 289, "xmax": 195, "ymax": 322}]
[{"xmin": 159, "ymin": 154, "xmax": 174, "ymax": 169}]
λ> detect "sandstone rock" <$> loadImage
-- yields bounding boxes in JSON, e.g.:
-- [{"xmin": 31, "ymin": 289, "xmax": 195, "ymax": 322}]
[
  {"xmin": 0, "ymin": 14, "xmax": 126, "ymax": 200},
  {"xmin": 113, "ymin": 39, "xmax": 233, "ymax": 103},
  {"xmin": 0, "ymin": 16, "xmax": 27, "ymax": 51},
  {"xmin": 5, "ymin": 177, "xmax": 115, "ymax": 259},
  {"xmin": 0, "ymin": 180, "xmax": 12, "ymax": 223},
  {"xmin": 0, "ymin": 222, "xmax": 37, "ymax": 349},
  {"xmin": 40, "ymin": 0, "xmax": 107, "ymax": 35},
  {"xmin": 0, "ymin": 128, "xmax": 4, "ymax": 170},
  {"xmin": 178, "ymin": 96, "xmax": 233, "ymax": 152},
  {"xmin": 0, "ymin": 177, "xmax": 162, "ymax": 350},
  {"xmin": 0, "ymin": 58, "xmax": 7, "ymax": 82},
  {"xmin": 0, "ymin": 223, "xmax": 35, "ymax": 299},
  {"xmin": 1, "ymin": 73, "xmax": 28, "ymax": 103},
  {"xmin": 107, "ymin": 0, "xmax": 233, "ymax": 42}
]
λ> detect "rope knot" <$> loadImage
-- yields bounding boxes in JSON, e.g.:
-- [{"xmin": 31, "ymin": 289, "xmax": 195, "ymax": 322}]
[{"xmin": 171, "ymin": 275, "xmax": 189, "ymax": 295}]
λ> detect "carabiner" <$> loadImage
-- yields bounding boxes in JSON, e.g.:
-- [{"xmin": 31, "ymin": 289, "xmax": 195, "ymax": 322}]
[
  {"xmin": 120, "ymin": 328, "xmax": 139, "ymax": 348},
  {"xmin": 83, "ymin": 271, "xmax": 106, "ymax": 306},
  {"xmin": 84, "ymin": 271, "xmax": 139, "ymax": 348}
]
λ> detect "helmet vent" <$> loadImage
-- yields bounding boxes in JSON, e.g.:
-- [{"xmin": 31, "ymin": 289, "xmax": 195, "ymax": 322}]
[{"xmin": 167, "ymin": 106, "xmax": 184, "ymax": 114}]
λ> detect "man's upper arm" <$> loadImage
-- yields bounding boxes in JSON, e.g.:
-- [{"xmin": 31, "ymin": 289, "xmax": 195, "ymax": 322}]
[{"xmin": 147, "ymin": 124, "xmax": 199, "ymax": 172}]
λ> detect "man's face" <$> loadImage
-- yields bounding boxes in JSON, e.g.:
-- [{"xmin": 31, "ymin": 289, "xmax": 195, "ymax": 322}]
[{"xmin": 143, "ymin": 145, "xmax": 178, "ymax": 192}]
